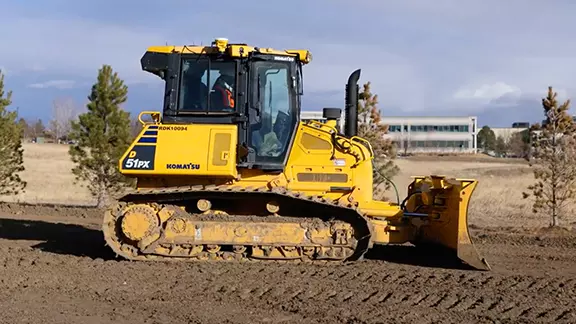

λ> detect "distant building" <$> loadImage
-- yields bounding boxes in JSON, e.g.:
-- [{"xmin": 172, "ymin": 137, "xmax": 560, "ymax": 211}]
[
  {"xmin": 299, "ymin": 111, "xmax": 478, "ymax": 154},
  {"xmin": 491, "ymin": 121, "xmax": 530, "ymax": 143},
  {"xmin": 380, "ymin": 116, "xmax": 477, "ymax": 154},
  {"xmin": 512, "ymin": 122, "xmax": 530, "ymax": 128}
]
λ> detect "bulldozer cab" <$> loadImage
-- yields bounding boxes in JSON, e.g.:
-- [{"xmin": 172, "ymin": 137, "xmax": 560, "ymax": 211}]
[{"xmin": 140, "ymin": 38, "xmax": 309, "ymax": 171}]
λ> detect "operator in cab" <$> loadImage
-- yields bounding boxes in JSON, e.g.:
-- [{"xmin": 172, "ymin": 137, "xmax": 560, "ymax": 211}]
[
  {"xmin": 180, "ymin": 65, "xmax": 208, "ymax": 111},
  {"xmin": 210, "ymin": 65, "xmax": 236, "ymax": 111}
]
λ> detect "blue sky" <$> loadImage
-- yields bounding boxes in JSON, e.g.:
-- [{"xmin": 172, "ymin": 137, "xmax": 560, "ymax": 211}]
[{"xmin": 2, "ymin": 0, "xmax": 576, "ymax": 127}]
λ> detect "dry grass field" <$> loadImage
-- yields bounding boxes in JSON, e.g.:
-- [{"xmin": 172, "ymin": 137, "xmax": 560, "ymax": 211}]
[
  {"xmin": 390, "ymin": 156, "xmax": 564, "ymax": 229},
  {"xmin": 1, "ymin": 142, "xmax": 570, "ymax": 229},
  {"xmin": 0, "ymin": 143, "xmax": 94, "ymax": 206}
]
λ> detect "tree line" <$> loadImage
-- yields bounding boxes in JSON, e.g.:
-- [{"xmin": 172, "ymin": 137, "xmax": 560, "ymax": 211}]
[
  {"xmin": 0, "ymin": 65, "xmax": 571, "ymax": 227},
  {"xmin": 17, "ymin": 98, "xmax": 144, "ymax": 143},
  {"xmin": 0, "ymin": 65, "xmax": 142, "ymax": 207},
  {"xmin": 477, "ymin": 125, "xmax": 531, "ymax": 158}
]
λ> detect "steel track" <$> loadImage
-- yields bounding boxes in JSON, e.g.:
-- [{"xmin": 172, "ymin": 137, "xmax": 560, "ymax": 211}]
[{"xmin": 102, "ymin": 185, "xmax": 374, "ymax": 264}]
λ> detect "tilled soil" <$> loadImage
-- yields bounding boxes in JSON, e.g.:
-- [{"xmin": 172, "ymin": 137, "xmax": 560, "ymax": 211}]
[{"xmin": 0, "ymin": 202, "xmax": 575, "ymax": 324}]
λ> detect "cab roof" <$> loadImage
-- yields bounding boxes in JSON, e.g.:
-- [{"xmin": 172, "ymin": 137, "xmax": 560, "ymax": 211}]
[{"xmin": 145, "ymin": 38, "xmax": 312, "ymax": 64}]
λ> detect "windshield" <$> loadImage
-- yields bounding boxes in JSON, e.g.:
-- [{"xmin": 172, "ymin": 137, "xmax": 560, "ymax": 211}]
[
  {"xmin": 249, "ymin": 60, "xmax": 298, "ymax": 164},
  {"xmin": 178, "ymin": 58, "xmax": 237, "ymax": 113}
]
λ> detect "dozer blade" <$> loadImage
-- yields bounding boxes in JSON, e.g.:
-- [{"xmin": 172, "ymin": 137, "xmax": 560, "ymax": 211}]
[{"xmin": 405, "ymin": 176, "xmax": 491, "ymax": 271}]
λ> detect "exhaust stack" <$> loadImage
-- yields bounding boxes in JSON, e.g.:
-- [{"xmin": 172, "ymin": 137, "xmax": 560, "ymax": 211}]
[{"xmin": 344, "ymin": 69, "xmax": 361, "ymax": 137}]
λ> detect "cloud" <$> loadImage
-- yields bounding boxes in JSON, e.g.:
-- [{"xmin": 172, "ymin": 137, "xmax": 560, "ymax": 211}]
[
  {"xmin": 3, "ymin": 0, "xmax": 576, "ymax": 125},
  {"xmin": 27, "ymin": 80, "xmax": 77, "ymax": 89},
  {"xmin": 453, "ymin": 82, "xmax": 521, "ymax": 103},
  {"xmin": 0, "ymin": 16, "xmax": 166, "ymax": 85}
]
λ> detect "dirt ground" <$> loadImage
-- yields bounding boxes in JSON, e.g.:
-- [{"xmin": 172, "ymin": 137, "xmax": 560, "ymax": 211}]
[{"xmin": 0, "ymin": 203, "xmax": 575, "ymax": 324}]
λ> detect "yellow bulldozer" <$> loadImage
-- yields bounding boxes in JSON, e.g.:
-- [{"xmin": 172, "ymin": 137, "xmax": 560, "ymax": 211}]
[{"xmin": 102, "ymin": 38, "xmax": 490, "ymax": 271}]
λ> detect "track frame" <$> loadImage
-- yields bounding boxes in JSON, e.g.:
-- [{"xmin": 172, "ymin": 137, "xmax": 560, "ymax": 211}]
[{"xmin": 103, "ymin": 185, "xmax": 374, "ymax": 264}]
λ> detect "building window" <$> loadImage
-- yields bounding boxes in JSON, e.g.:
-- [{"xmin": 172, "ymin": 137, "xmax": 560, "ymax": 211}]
[
  {"xmin": 409, "ymin": 125, "xmax": 470, "ymax": 132},
  {"xmin": 408, "ymin": 140, "xmax": 470, "ymax": 148}
]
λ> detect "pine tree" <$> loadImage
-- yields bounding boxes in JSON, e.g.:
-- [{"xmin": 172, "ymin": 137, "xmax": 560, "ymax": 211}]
[
  {"xmin": 356, "ymin": 81, "xmax": 399, "ymax": 200},
  {"xmin": 17, "ymin": 118, "xmax": 29, "ymax": 139},
  {"xmin": 68, "ymin": 65, "xmax": 132, "ymax": 207},
  {"xmin": 522, "ymin": 86, "xmax": 576, "ymax": 227},
  {"xmin": 477, "ymin": 125, "xmax": 496, "ymax": 152},
  {"xmin": 0, "ymin": 70, "xmax": 26, "ymax": 196}
]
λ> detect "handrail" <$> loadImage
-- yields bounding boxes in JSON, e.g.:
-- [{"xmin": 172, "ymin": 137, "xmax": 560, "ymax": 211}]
[
  {"xmin": 138, "ymin": 111, "xmax": 161, "ymax": 125},
  {"xmin": 301, "ymin": 119, "xmax": 374, "ymax": 165}
]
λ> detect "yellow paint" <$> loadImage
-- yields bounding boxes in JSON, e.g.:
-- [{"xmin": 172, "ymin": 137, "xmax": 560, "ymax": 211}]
[
  {"xmin": 119, "ymin": 123, "xmax": 238, "ymax": 178},
  {"xmin": 107, "ymin": 39, "xmax": 489, "ymax": 270},
  {"xmin": 146, "ymin": 38, "xmax": 312, "ymax": 64},
  {"xmin": 138, "ymin": 111, "xmax": 161, "ymax": 124},
  {"xmin": 324, "ymin": 119, "xmax": 337, "ymax": 128},
  {"xmin": 115, "ymin": 110, "xmax": 489, "ymax": 268},
  {"xmin": 122, "ymin": 118, "xmax": 375, "ymax": 198},
  {"xmin": 161, "ymin": 219, "xmax": 349, "ymax": 246},
  {"xmin": 369, "ymin": 219, "xmax": 414, "ymax": 244},
  {"xmin": 121, "ymin": 213, "xmax": 150, "ymax": 241},
  {"xmin": 213, "ymin": 38, "xmax": 228, "ymax": 52},
  {"xmin": 120, "ymin": 116, "xmax": 473, "ymax": 227},
  {"xmin": 120, "ymin": 205, "xmax": 158, "ymax": 241}
]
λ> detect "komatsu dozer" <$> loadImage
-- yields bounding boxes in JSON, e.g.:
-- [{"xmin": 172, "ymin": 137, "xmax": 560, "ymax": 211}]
[{"xmin": 103, "ymin": 38, "xmax": 490, "ymax": 270}]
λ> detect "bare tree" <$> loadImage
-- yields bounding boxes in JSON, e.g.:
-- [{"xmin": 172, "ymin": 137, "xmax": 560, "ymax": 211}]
[
  {"xmin": 26, "ymin": 118, "xmax": 45, "ymax": 139},
  {"xmin": 494, "ymin": 135, "xmax": 508, "ymax": 157},
  {"xmin": 49, "ymin": 97, "xmax": 78, "ymax": 142},
  {"xmin": 507, "ymin": 129, "xmax": 530, "ymax": 158}
]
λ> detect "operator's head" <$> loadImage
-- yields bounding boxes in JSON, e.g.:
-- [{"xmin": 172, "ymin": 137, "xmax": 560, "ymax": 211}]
[{"xmin": 218, "ymin": 65, "xmax": 235, "ymax": 85}]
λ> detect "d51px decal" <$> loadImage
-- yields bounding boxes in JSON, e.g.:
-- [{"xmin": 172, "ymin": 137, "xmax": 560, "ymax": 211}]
[{"xmin": 122, "ymin": 145, "xmax": 156, "ymax": 170}]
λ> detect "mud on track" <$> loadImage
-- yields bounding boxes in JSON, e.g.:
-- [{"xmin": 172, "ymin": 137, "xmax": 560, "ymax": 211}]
[{"xmin": 0, "ymin": 202, "xmax": 575, "ymax": 324}]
